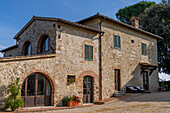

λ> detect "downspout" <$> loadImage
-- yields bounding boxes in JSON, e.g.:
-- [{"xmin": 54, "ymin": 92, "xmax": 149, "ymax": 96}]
[{"xmin": 99, "ymin": 18, "xmax": 105, "ymax": 100}]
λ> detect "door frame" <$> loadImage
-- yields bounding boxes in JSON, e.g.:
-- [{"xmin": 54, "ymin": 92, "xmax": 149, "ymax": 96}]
[
  {"xmin": 114, "ymin": 68, "xmax": 121, "ymax": 91},
  {"xmin": 143, "ymin": 71, "xmax": 149, "ymax": 90},
  {"xmin": 22, "ymin": 72, "xmax": 53, "ymax": 107},
  {"xmin": 83, "ymin": 76, "xmax": 94, "ymax": 103}
]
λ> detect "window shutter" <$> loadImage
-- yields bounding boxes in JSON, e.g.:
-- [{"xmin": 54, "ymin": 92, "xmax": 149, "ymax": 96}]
[
  {"xmin": 85, "ymin": 45, "xmax": 89, "ymax": 60},
  {"xmin": 89, "ymin": 46, "xmax": 93, "ymax": 61},
  {"xmin": 118, "ymin": 36, "xmax": 121, "ymax": 49},
  {"xmin": 114, "ymin": 35, "xmax": 117, "ymax": 49},
  {"xmin": 141, "ymin": 43, "xmax": 147, "ymax": 55},
  {"xmin": 144, "ymin": 44, "xmax": 147, "ymax": 55}
]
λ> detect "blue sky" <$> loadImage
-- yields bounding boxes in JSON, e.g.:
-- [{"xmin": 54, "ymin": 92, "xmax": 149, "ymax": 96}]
[{"xmin": 0, "ymin": 0, "xmax": 160, "ymax": 57}]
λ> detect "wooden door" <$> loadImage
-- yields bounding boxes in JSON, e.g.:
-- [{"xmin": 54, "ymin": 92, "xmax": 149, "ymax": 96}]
[
  {"xmin": 83, "ymin": 76, "xmax": 93, "ymax": 103},
  {"xmin": 114, "ymin": 69, "xmax": 120, "ymax": 91},
  {"xmin": 21, "ymin": 73, "xmax": 51, "ymax": 107},
  {"xmin": 143, "ymin": 71, "xmax": 149, "ymax": 90}
]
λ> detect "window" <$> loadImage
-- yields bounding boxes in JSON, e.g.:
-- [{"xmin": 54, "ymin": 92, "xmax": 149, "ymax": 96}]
[
  {"xmin": 141, "ymin": 43, "xmax": 147, "ymax": 55},
  {"xmin": 84, "ymin": 44, "xmax": 93, "ymax": 61},
  {"xmin": 23, "ymin": 41, "xmax": 31, "ymax": 55},
  {"xmin": 67, "ymin": 75, "xmax": 75, "ymax": 85},
  {"xmin": 40, "ymin": 35, "xmax": 50, "ymax": 52},
  {"xmin": 114, "ymin": 35, "xmax": 121, "ymax": 49}
]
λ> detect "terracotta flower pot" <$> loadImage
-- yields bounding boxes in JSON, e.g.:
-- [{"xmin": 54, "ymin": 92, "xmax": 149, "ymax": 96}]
[{"xmin": 67, "ymin": 101, "xmax": 79, "ymax": 107}]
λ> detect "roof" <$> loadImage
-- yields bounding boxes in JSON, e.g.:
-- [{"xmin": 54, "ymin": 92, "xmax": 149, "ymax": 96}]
[
  {"xmin": 77, "ymin": 13, "xmax": 163, "ymax": 40},
  {"xmin": 139, "ymin": 62, "xmax": 158, "ymax": 67},
  {"xmin": 14, "ymin": 16, "xmax": 104, "ymax": 39},
  {"xmin": 0, "ymin": 45, "xmax": 18, "ymax": 52}
]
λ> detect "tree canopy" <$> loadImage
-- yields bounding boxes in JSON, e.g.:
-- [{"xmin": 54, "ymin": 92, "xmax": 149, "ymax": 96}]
[
  {"xmin": 140, "ymin": 4, "xmax": 170, "ymax": 74},
  {"xmin": 116, "ymin": 1, "xmax": 156, "ymax": 25}
]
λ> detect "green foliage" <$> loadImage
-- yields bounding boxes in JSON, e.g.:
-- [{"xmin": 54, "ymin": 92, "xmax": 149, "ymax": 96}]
[
  {"xmin": 4, "ymin": 78, "xmax": 24, "ymax": 111},
  {"xmin": 116, "ymin": 1, "xmax": 156, "ymax": 25},
  {"xmin": 62, "ymin": 96, "xmax": 70, "ymax": 106},
  {"xmin": 160, "ymin": 81, "xmax": 170, "ymax": 90},
  {"xmin": 140, "ymin": 4, "xmax": 170, "ymax": 74}
]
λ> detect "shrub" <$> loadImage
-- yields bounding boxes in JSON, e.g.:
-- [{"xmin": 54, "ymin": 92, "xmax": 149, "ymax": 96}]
[
  {"xmin": 4, "ymin": 78, "xmax": 24, "ymax": 111},
  {"xmin": 62, "ymin": 96, "xmax": 70, "ymax": 106}
]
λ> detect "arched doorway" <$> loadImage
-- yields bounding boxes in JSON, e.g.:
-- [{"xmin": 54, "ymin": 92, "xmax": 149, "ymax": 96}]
[
  {"xmin": 83, "ymin": 76, "xmax": 94, "ymax": 103},
  {"xmin": 21, "ymin": 73, "xmax": 52, "ymax": 107}
]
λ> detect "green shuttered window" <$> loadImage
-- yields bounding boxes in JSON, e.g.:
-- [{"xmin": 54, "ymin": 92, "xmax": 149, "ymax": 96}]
[
  {"xmin": 84, "ymin": 44, "xmax": 93, "ymax": 61},
  {"xmin": 114, "ymin": 35, "xmax": 121, "ymax": 49},
  {"xmin": 141, "ymin": 43, "xmax": 147, "ymax": 55}
]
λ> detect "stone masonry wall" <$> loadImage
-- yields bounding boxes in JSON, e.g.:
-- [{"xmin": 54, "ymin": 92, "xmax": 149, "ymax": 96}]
[
  {"xmin": 18, "ymin": 20, "xmax": 56, "ymax": 56},
  {"xmin": 0, "ymin": 21, "xmax": 100, "ymax": 108},
  {"xmin": 4, "ymin": 47, "xmax": 18, "ymax": 57},
  {"xmin": 55, "ymin": 22, "xmax": 100, "ymax": 104},
  {"xmin": 101, "ymin": 20, "xmax": 159, "ymax": 99},
  {"xmin": 81, "ymin": 19, "xmax": 159, "ymax": 100}
]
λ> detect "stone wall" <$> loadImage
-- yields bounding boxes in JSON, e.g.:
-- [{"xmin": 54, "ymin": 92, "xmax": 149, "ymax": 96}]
[
  {"xmin": 4, "ymin": 47, "xmax": 18, "ymax": 57},
  {"xmin": 81, "ymin": 19, "xmax": 159, "ymax": 99},
  {"xmin": 17, "ymin": 20, "xmax": 56, "ymax": 56},
  {"xmin": 101, "ymin": 20, "xmax": 158, "ymax": 99},
  {"xmin": 0, "ymin": 21, "xmax": 100, "ymax": 108}
]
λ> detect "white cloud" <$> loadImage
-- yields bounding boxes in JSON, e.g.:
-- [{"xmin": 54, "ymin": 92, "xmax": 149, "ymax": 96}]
[{"xmin": 159, "ymin": 73, "xmax": 170, "ymax": 81}]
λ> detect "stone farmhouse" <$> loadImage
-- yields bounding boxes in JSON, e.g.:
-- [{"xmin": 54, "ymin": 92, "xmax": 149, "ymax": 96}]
[{"xmin": 0, "ymin": 13, "xmax": 162, "ymax": 108}]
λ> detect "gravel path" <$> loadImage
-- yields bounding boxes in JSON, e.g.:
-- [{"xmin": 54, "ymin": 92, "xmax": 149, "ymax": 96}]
[{"xmin": 39, "ymin": 92, "xmax": 170, "ymax": 113}]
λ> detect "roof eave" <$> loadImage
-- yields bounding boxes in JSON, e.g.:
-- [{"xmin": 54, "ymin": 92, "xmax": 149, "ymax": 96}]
[
  {"xmin": 77, "ymin": 14, "xmax": 163, "ymax": 40},
  {"xmin": 0, "ymin": 45, "xmax": 18, "ymax": 52},
  {"xmin": 13, "ymin": 16, "xmax": 104, "ymax": 39}
]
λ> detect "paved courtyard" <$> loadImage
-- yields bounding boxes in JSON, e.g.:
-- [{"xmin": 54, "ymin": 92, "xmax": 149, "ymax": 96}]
[{"xmin": 43, "ymin": 91, "xmax": 170, "ymax": 113}]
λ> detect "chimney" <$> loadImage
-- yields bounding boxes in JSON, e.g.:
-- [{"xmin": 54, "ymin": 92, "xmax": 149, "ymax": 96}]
[{"xmin": 131, "ymin": 16, "xmax": 139, "ymax": 28}]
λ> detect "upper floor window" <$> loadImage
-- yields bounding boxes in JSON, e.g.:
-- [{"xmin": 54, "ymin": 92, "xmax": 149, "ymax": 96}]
[
  {"xmin": 40, "ymin": 35, "xmax": 50, "ymax": 52},
  {"xmin": 23, "ymin": 41, "xmax": 31, "ymax": 55},
  {"xmin": 114, "ymin": 35, "xmax": 121, "ymax": 49},
  {"xmin": 141, "ymin": 42, "xmax": 147, "ymax": 55},
  {"xmin": 84, "ymin": 44, "xmax": 93, "ymax": 61}
]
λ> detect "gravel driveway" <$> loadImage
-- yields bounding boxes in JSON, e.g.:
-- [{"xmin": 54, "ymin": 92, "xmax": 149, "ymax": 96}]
[{"xmin": 40, "ymin": 92, "xmax": 170, "ymax": 113}]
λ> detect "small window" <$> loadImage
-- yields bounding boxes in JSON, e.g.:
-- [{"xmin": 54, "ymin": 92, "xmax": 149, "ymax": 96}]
[
  {"xmin": 40, "ymin": 35, "xmax": 50, "ymax": 52},
  {"xmin": 114, "ymin": 35, "xmax": 121, "ymax": 49},
  {"xmin": 84, "ymin": 44, "xmax": 93, "ymax": 61},
  {"xmin": 58, "ymin": 25, "xmax": 61, "ymax": 28},
  {"xmin": 8, "ymin": 54, "xmax": 12, "ymax": 57},
  {"xmin": 141, "ymin": 43, "xmax": 147, "ymax": 55},
  {"xmin": 67, "ymin": 75, "xmax": 75, "ymax": 85},
  {"xmin": 23, "ymin": 41, "xmax": 31, "ymax": 55},
  {"xmin": 131, "ymin": 40, "xmax": 134, "ymax": 43},
  {"xmin": 53, "ymin": 24, "xmax": 55, "ymax": 27}
]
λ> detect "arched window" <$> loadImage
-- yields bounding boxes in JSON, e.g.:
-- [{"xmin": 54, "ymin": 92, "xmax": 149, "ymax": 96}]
[
  {"xmin": 40, "ymin": 35, "xmax": 50, "ymax": 52},
  {"xmin": 21, "ymin": 73, "xmax": 52, "ymax": 106},
  {"xmin": 23, "ymin": 41, "xmax": 31, "ymax": 55}
]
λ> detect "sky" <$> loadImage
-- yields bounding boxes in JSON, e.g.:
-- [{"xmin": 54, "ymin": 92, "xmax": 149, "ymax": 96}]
[{"xmin": 0, "ymin": 0, "xmax": 161, "ymax": 57}]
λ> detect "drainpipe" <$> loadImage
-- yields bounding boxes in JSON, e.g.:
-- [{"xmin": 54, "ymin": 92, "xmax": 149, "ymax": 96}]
[{"xmin": 99, "ymin": 18, "xmax": 105, "ymax": 100}]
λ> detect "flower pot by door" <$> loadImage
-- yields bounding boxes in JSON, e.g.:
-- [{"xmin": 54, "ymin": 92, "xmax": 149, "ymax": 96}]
[{"xmin": 67, "ymin": 101, "xmax": 79, "ymax": 107}]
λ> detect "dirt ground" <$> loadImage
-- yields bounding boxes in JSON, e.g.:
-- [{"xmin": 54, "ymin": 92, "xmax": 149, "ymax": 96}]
[{"xmin": 35, "ymin": 92, "xmax": 170, "ymax": 113}]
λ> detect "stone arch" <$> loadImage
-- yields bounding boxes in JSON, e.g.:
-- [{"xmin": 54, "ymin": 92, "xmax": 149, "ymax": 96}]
[
  {"xmin": 76, "ymin": 70, "xmax": 99, "ymax": 84},
  {"xmin": 21, "ymin": 70, "xmax": 56, "ymax": 106},
  {"xmin": 76, "ymin": 70, "xmax": 99, "ymax": 103},
  {"xmin": 37, "ymin": 33, "xmax": 52, "ymax": 53},
  {"xmin": 21, "ymin": 40, "xmax": 32, "ymax": 55}
]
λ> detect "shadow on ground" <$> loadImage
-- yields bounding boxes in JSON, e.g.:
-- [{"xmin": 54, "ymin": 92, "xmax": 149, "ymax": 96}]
[{"xmin": 118, "ymin": 91, "xmax": 170, "ymax": 103}]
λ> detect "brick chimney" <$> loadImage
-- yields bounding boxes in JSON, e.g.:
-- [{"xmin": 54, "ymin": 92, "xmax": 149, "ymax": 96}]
[{"xmin": 131, "ymin": 16, "xmax": 139, "ymax": 28}]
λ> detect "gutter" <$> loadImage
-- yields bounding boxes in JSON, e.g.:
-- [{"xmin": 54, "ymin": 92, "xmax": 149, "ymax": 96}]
[{"xmin": 99, "ymin": 18, "xmax": 105, "ymax": 100}]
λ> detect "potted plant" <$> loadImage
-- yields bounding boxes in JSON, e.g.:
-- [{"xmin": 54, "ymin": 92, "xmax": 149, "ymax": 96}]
[
  {"xmin": 62, "ymin": 95, "xmax": 80, "ymax": 107},
  {"xmin": 4, "ymin": 78, "xmax": 24, "ymax": 111}
]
